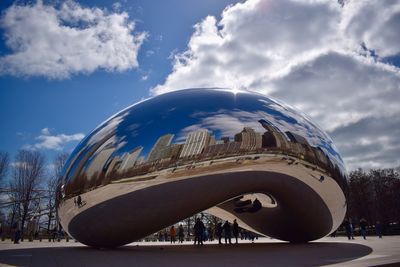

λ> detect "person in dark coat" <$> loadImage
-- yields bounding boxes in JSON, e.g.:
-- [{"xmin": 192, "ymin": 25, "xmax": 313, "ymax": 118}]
[
  {"xmin": 216, "ymin": 222, "xmax": 223, "ymax": 244},
  {"xmin": 194, "ymin": 218, "xmax": 205, "ymax": 245},
  {"xmin": 178, "ymin": 224, "xmax": 185, "ymax": 243},
  {"xmin": 233, "ymin": 219, "xmax": 239, "ymax": 244},
  {"xmin": 223, "ymin": 220, "xmax": 232, "ymax": 244},
  {"xmin": 344, "ymin": 218, "xmax": 354, "ymax": 240},
  {"xmin": 343, "ymin": 219, "xmax": 351, "ymax": 240},
  {"xmin": 359, "ymin": 218, "xmax": 368, "ymax": 239},
  {"xmin": 77, "ymin": 195, "xmax": 82, "ymax": 207},
  {"xmin": 375, "ymin": 221, "xmax": 382, "ymax": 238}
]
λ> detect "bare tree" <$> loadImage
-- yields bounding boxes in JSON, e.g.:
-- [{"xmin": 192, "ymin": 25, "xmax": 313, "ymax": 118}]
[
  {"xmin": 11, "ymin": 150, "xmax": 45, "ymax": 236},
  {"xmin": 0, "ymin": 151, "xmax": 10, "ymax": 185},
  {"xmin": 45, "ymin": 152, "xmax": 69, "ymax": 232}
]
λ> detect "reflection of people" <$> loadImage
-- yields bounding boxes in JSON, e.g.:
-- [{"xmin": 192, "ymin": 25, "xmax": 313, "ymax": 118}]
[
  {"xmin": 233, "ymin": 219, "xmax": 239, "ymax": 244},
  {"xmin": 170, "ymin": 226, "xmax": 176, "ymax": 243},
  {"xmin": 77, "ymin": 195, "xmax": 82, "ymax": 207},
  {"xmin": 246, "ymin": 198, "xmax": 262, "ymax": 213},
  {"xmin": 234, "ymin": 198, "xmax": 262, "ymax": 213},
  {"xmin": 223, "ymin": 220, "xmax": 232, "ymax": 244}
]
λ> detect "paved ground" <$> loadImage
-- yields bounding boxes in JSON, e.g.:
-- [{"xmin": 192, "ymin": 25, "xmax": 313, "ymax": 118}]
[{"xmin": 0, "ymin": 236, "xmax": 399, "ymax": 267}]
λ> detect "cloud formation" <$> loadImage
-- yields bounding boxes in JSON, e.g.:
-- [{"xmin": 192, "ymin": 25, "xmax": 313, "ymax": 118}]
[
  {"xmin": 25, "ymin": 128, "xmax": 85, "ymax": 151},
  {"xmin": 152, "ymin": 0, "xmax": 400, "ymax": 170},
  {"xmin": 0, "ymin": 1, "xmax": 146, "ymax": 78}
]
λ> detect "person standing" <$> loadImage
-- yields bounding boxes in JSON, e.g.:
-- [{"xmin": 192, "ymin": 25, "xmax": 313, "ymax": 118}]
[
  {"xmin": 13, "ymin": 221, "xmax": 21, "ymax": 244},
  {"xmin": 170, "ymin": 226, "xmax": 176, "ymax": 244},
  {"xmin": 223, "ymin": 220, "xmax": 232, "ymax": 244},
  {"xmin": 375, "ymin": 221, "xmax": 382, "ymax": 238},
  {"xmin": 233, "ymin": 219, "xmax": 239, "ymax": 244},
  {"xmin": 178, "ymin": 224, "xmax": 185, "ymax": 243},
  {"xmin": 360, "ymin": 218, "xmax": 368, "ymax": 240},
  {"xmin": 194, "ymin": 218, "xmax": 204, "ymax": 245},
  {"xmin": 344, "ymin": 218, "xmax": 352, "ymax": 240},
  {"xmin": 216, "ymin": 222, "xmax": 223, "ymax": 244}
]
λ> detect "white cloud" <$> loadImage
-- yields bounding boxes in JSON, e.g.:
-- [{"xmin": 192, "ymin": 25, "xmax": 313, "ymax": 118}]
[
  {"xmin": 341, "ymin": 0, "xmax": 400, "ymax": 57},
  {"xmin": 151, "ymin": 0, "xmax": 400, "ymax": 170},
  {"xmin": 25, "ymin": 128, "xmax": 85, "ymax": 150},
  {"xmin": 0, "ymin": 0, "xmax": 146, "ymax": 78}
]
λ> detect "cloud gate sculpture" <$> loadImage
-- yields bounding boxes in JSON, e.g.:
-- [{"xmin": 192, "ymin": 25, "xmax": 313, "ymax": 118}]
[{"xmin": 57, "ymin": 89, "xmax": 347, "ymax": 248}]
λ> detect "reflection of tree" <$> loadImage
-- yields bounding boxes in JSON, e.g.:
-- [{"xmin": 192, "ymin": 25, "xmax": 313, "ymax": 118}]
[{"xmin": 46, "ymin": 152, "xmax": 68, "ymax": 234}]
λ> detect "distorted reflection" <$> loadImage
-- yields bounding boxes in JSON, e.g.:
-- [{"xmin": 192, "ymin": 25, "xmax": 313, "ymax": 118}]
[{"xmin": 58, "ymin": 89, "xmax": 346, "ymax": 200}]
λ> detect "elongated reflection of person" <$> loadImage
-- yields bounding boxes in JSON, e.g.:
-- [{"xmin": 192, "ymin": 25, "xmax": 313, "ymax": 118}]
[
  {"xmin": 223, "ymin": 220, "xmax": 232, "ymax": 244},
  {"xmin": 194, "ymin": 218, "xmax": 204, "ymax": 245},
  {"xmin": 77, "ymin": 195, "xmax": 82, "ymax": 208}
]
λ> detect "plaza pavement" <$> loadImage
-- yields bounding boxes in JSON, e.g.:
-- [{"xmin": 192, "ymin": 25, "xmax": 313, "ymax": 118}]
[{"xmin": 0, "ymin": 236, "xmax": 399, "ymax": 267}]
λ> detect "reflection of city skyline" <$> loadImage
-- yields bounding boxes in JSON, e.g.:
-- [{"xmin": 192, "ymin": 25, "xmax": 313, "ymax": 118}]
[{"xmin": 80, "ymin": 118, "xmax": 335, "ymax": 189}]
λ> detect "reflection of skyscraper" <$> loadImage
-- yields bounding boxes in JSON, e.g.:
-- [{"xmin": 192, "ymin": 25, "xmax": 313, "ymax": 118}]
[
  {"xmin": 180, "ymin": 130, "xmax": 211, "ymax": 158},
  {"xmin": 105, "ymin": 156, "xmax": 120, "ymax": 177},
  {"xmin": 234, "ymin": 127, "xmax": 262, "ymax": 151},
  {"xmin": 204, "ymin": 141, "xmax": 241, "ymax": 156},
  {"xmin": 285, "ymin": 131, "xmax": 309, "ymax": 158},
  {"xmin": 285, "ymin": 131, "xmax": 309, "ymax": 145},
  {"xmin": 119, "ymin": 146, "xmax": 143, "ymax": 171},
  {"xmin": 86, "ymin": 144, "xmax": 116, "ymax": 179},
  {"xmin": 313, "ymin": 147, "xmax": 328, "ymax": 166},
  {"xmin": 258, "ymin": 119, "xmax": 289, "ymax": 149},
  {"xmin": 136, "ymin": 156, "xmax": 145, "ymax": 165},
  {"xmin": 221, "ymin": 137, "xmax": 230, "ymax": 144},
  {"xmin": 148, "ymin": 134, "xmax": 174, "ymax": 162},
  {"xmin": 157, "ymin": 143, "xmax": 184, "ymax": 161},
  {"xmin": 67, "ymin": 132, "xmax": 114, "ymax": 182}
]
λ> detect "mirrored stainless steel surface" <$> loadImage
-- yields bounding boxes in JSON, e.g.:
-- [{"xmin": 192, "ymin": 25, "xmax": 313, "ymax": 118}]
[{"xmin": 56, "ymin": 89, "xmax": 347, "ymax": 248}]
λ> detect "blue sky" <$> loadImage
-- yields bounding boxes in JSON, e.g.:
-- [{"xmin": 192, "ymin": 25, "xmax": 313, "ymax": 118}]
[
  {"xmin": 0, "ymin": 0, "xmax": 399, "ymax": 170},
  {"xmin": 0, "ymin": 0, "xmax": 241, "ymax": 162}
]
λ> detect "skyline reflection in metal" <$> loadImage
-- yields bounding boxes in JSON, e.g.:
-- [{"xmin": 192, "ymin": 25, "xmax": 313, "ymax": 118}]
[{"xmin": 57, "ymin": 88, "xmax": 347, "ymax": 248}]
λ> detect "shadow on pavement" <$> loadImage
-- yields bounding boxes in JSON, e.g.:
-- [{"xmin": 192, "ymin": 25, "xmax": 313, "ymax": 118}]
[{"xmin": 0, "ymin": 242, "xmax": 372, "ymax": 267}]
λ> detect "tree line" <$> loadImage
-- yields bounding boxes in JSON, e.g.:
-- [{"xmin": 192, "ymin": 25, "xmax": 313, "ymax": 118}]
[
  {"xmin": 345, "ymin": 167, "xmax": 400, "ymax": 234},
  {"xmin": 0, "ymin": 150, "xmax": 68, "ymax": 239}
]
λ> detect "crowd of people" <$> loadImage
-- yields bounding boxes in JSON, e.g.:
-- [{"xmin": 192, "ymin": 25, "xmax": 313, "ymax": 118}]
[
  {"xmin": 338, "ymin": 218, "xmax": 383, "ymax": 240},
  {"xmin": 3, "ymin": 216, "xmax": 386, "ymax": 245},
  {"xmin": 157, "ymin": 219, "xmax": 257, "ymax": 245}
]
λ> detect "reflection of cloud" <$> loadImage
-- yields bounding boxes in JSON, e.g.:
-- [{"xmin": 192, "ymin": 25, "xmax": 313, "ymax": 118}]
[
  {"xmin": 177, "ymin": 107, "xmax": 344, "ymax": 170},
  {"xmin": 178, "ymin": 110, "xmax": 270, "ymax": 142},
  {"xmin": 87, "ymin": 111, "xmax": 130, "ymax": 146}
]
